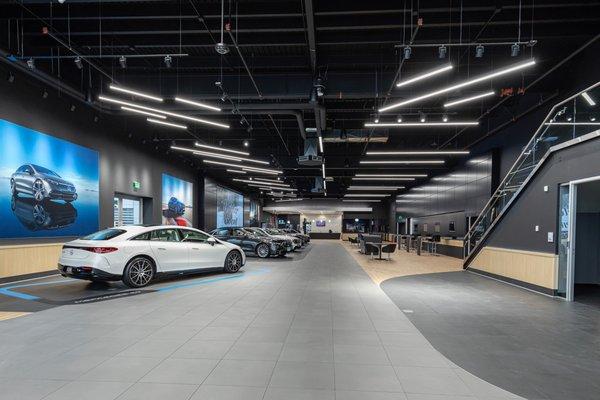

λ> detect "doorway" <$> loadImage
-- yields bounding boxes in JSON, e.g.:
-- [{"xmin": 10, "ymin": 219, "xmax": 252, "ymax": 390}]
[
  {"xmin": 558, "ymin": 177, "xmax": 600, "ymax": 303},
  {"xmin": 114, "ymin": 195, "xmax": 143, "ymax": 226}
]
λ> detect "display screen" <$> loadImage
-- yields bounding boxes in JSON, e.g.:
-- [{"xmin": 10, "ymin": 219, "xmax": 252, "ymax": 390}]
[
  {"xmin": 162, "ymin": 173, "xmax": 194, "ymax": 227},
  {"xmin": 0, "ymin": 119, "xmax": 99, "ymax": 238},
  {"xmin": 216, "ymin": 186, "xmax": 243, "ymax": 227},
  {"xmin": 316, "ymin": 220, "xmax": 326, "ymax": 227}
]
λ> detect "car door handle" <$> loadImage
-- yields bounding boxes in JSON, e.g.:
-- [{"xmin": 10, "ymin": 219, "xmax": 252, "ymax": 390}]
[
  {"xmin": 191, "ymin": 247, "xmax": 200, "ymax": 250},
  {"xmin": 157, "ymin": 247, "xmax": 166, "ymax": 250}
]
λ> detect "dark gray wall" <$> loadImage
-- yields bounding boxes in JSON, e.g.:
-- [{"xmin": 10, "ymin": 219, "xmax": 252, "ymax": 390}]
[
  {"xmin": 485, "ymin": 137, "xmax": 600, "ymax": 253},
  {"xmin": 0, "ymin": 68, "xmax": 198, "ymax": 244},
  {"xmin": 396, "ymin": 154, "xmax": 493, "ymax": 237},
  {"xmin": 574, "ymin": 213, "xmax": 600, "ymax": 284},
  {"xmin": 203, "ymin": 178, "xmax": 258, "ymax": 231}
]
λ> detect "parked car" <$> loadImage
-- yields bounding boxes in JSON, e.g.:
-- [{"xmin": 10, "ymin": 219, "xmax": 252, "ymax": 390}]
[
  {"xmin": 58, "ymin": 225, "xmax": 245, "ymax": 288},
  {"xmin": 248, "ymin": 227, "xmax": 302, "ymax": 250},
  {"xmin": 11, "ymin": 164, "xmax": 77, "ymax": 202},
  {"xmin": 245, "ymin": 227, "xmax": 297, "ymax": 252},
  {"xmin": 210, "ymin": 227, "xmax": 287, "ymax": 258},
  {"xmin": 281, "ymin": 228, "xmax": 310, "ymax": 245}
]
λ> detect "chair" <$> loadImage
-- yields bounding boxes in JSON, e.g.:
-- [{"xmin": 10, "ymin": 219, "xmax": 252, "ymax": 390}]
[
  {"xmin": 380, "ymin": 243, "xmax": 397, "ymax": 260},
  {"xmin": 364, "ymin": 243, "xmax": 380, "ymax": 259},
  {"xmin": 348, "ymin": 236, "xmax": 358, "ymax": 245}
]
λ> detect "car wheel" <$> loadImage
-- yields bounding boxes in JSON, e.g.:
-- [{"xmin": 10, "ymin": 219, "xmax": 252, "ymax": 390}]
[
  {"xmin": 122, "ymin": 257, "xmax": 155, "ymax": 288},
  {"xmin": 10, "ymin": 179, "xmax": 17, "ymax": 196},
  {"xmin": 224, "ymin": 251, "xmax": 243, "ymax": 273},
  {"xmin": 256, "ymin": 243, "xmax": 270, "ymax": 258},
  {"xmin": 32, "ymin": 179, "xmax": 46, "ymax": 202}
]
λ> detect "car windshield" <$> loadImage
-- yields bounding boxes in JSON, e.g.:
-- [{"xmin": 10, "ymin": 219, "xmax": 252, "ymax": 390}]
[
  {"xmin": 32, "ymin": 165, "xmax": 61, "ymax": 177},
  {"xmin": 250, "ymin": 229, "xmax": 267, "ymax": 237},
  {"xmin": 82, "ymin": 229, "xmax": 126, "ymax": 240},
  {"xmin": 266, "ymin": 229, "xmax": 280, "ymax": 235}
]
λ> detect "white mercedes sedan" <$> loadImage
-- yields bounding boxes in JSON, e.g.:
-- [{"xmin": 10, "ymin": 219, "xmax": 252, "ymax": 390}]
[{"xmin": 58, "ymin": 225, "xmax": 245, "ymax": 288}]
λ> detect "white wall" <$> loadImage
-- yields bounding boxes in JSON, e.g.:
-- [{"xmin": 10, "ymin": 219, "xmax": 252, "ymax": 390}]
[{"xmin": 301, "ymin": 213, "xmax": 342, "ymax": 233}]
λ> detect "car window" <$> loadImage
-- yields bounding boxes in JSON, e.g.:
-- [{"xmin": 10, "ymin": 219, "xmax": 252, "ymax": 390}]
[
  {"xmin": 150, "ymin": 229, "xmax": 181, "ymax": 242},
  {"xmin": 215, "ymin": 229, "xmax": 229, "ymax": 236},
  {"xmin": 181, "ymin": 229, "xmax": 209, "ymax": 242},
  {"xmin": 233, "ymin": 229, "xmax": 246, "ymax": 237},
  {"xmin": 82, "ymin": 229, "xmax": 126, "ymax": 240},
  {"xmin": 23, "ymin": 165, "xmax": 32, "ymax": 174},
  {"xmin": 131, "ymin": 232, "xmax": 151, "ymax": 241}
]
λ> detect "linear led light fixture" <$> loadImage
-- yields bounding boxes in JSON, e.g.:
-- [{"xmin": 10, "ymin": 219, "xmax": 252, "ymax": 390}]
[
  {"xmin": 582, "ymin": 92, "xmax": 596, "ymax": 106},
  {"xmin": 342, "ymin": 199, "xmax": 381, "ymax": 202},
  {"xmin": 248, "ymin": 184, "xmax": 297, "ymax": 191},
  {"xmin": 147, "ymin": 118, "xmax": 187, "ymax": 129},
  {"xmin": 318, "ymin": 136, "xmax": 324, "ymax": 153},
  {"xmin": 194, "ymin": 142, "xmax": 249, "ymax": 156},
  {"xmin": 202, "ymin": 159, "xmax": 283, "ymax": 174},
  {"xmin": 98, "ymin": 95, "xmax": 229, "ymax": 129},
  {"xmin": 175, "ymin": 96, "xmax": 221, "ymax": 112},
  {"xmin": 322, "ymin": 163, "xmax": 326, "ymax": 179},
  {"xmin": 365, "ymin": 121, "xmax": 478, "ymax": 127},
  {"xmin": 121, "ymin": 106, "xmax": 166, "ymax": 119},
  {"xmin": 380, "ymin": 59, "xmax": 535, "ymax": 112},
  {"xmin": 444, "ymin": 91, "xmax": 495, "ymax": 108},
  {"xmin": 366, "ymin": 150, "xmax": 469, "ymax": 155},
  {"xmin": 275, "ymin": 198, "xmax": 304, "ymax": 202},
  {"xmin": 396, "ymin": 64, "xmax": 453, "ymax": 88},
  {"xmin": 347, "ymin": 186, "xmax": 405, "ymax": 190},
  {"xmin": 352, "ymin": 177, "xmax": 415, "ymax": 181},
  {"xmin": 170, "ymin": 145, "xmax": 267, "ymax": 165},
  {"xmin": 544, "ymin": 122, "xmax": 600, "ymax": 126},
  {"xmin": 227, "ymin": 169, "xmax": 247, "ymax": 174},
  {"xmin": 109, "ymin": 84, "xmax": 163, "ymax": 102},
  {"xmin": 344, "ymin": 194, "xmax": 389, "ymax": 197},
  {"xmin": 360, "ymin": 160, "xmax": 445, "ymax": 165},
  {"xmin": 242, "ymin": 168, "xmax": 279, "ymax": 176},
  {"xmin": 252, "ymin": 177, "xmax": 284, "ymax": 184},
  {"xmin": 232, "ymin": 178, "xmax": 290, "ymax": 187},
  {"xmin": 355, "ymin": 173, "xmax": 428, "ymax": 177}
]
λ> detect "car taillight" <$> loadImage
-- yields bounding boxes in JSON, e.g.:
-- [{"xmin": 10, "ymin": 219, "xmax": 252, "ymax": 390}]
[{"xmin": 84, "ymin": 247, "xmax": 118, "ymax": 254}]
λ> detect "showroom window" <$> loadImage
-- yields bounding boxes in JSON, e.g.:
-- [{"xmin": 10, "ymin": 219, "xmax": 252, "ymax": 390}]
[{"xmin": 114, "ymin": 195, "xmax": 143, "ymax": 226}]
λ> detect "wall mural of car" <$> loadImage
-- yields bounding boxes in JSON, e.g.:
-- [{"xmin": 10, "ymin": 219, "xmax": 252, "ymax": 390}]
[{"xmin": 10, "ymin": 164, "xmax": 78, "ymax": 203}]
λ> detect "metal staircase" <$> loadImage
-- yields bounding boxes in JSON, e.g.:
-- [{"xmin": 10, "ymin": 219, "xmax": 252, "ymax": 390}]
[{"xmin": 463, "ymin": 82, "xmax": 600, "ymax": 267}]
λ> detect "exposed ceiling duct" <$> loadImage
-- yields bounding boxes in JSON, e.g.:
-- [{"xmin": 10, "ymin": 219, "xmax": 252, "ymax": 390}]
[{"xmin": 322, "ymin": 129, "xmax": 388, "ymax": 143}]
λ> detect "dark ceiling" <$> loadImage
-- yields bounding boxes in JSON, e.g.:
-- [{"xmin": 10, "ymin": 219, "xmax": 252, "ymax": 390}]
[{"xmin": 1, "ymin": 0, "xmax": 599, "ymax": 199}]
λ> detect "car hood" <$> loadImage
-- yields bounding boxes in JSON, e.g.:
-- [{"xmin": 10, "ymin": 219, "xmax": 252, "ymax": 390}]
[{"xmin": 40, "ymin": 175, "xmax": 73, "ymax": 186}]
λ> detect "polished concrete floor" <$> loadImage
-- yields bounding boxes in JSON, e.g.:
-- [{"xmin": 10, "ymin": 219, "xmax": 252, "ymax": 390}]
[
  {"xmin": 0, "ymin": 241, "xmax": 521, "ymax": 400},
  {"xmin": 381, "ymin": 271, "xmax": 600, "ymax": 400}
]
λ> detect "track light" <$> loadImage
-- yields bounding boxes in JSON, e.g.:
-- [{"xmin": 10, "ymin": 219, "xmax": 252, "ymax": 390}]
[
  {"xmin": 420, "ymin": 112, "xmax": 426, "ymax": 123},
  {"xmin": 74, "ymin": 56, "xmax": 83, "ymax": 70},
  {"xmin": 438, "ymin": 45, "xmax": 447, "ymax": 59},
  {"xmin": 475, "ymin": 45, "xmax": 484, "ymax": 58},
  {"xmin": 147, "ymin": 118, "xmax": 187, "ymax": 129},
  {"xmin": 444, "ymin": 91, "xmax": 495, "ymax": 108},
  {"xmin": 510, "ymin": 43, "xmax": 520, "ymax": 57},
  {"xmin": 373, "ymin": 114, "xmax": 380, "ymax": 124},
  {"xmin": 119, "ymin": 56, "xmax": 127, "ymax": 69},
  {"xmin": 379, "ymin": 59, "xmax": 535, "ymax": 112},
  {"xmin": 403, "ymin": 46, "xmax": 412, "ymax": 60},
  {"xmin": 26, "ymin": 58, "xmax": 35, "ymax": 69},
  {"xmin": 164, "ymin": 55, "xmax": 172, "ymax": 68},
  {"xmin": 442, "ymin": 114, "xmax": 449, "ymax": 122},
  {"xmin": 243, "ymin": 140, "xmax": 249, "ymax": 147},
  {"xmin": 175, "ymin": 97, "xmax": 221, "ymax": 112},
  {"xmin": 396, "ymin": 64, "xmax": 453, "ymax": 88},
  {"xmin": 397, "ymin": 115, "xmax": 403, "ymax": 123}
]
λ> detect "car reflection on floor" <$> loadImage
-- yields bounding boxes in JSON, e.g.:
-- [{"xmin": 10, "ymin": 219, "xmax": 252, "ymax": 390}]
[{"xmin": 11, "ymin": 195, "xmax": 77, "ymax": 231}]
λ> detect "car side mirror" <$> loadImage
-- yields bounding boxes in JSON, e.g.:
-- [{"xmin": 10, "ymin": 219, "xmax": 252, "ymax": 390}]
[{"xmin": 207, "ymin": 237, "xmax": 217, "ymax": 246}]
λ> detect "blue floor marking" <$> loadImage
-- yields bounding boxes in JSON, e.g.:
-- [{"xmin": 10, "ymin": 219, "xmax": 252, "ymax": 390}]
[{"xmin": 0, "ymin": 267, "xmax": 269, "ymax": 301}]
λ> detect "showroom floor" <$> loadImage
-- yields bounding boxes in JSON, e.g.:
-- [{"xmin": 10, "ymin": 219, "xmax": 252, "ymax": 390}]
[{"xmin": 0, "ymin": 241, "xmax": 522, "ymax": 400}]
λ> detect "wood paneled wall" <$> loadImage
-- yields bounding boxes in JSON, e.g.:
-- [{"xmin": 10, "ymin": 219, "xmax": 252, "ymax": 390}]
[{"xmin": 0, "ymin": 243, "xmax": 63, "ymax": 279}]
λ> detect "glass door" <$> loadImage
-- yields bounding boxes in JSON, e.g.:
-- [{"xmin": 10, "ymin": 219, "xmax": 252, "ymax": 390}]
[
  {"xmin": 114, "ymin": 195, "xmax": 143, "ymax": 226},
  {"xmin": 557, "ymin": 185, "xmax": 570, "ymax": 298}
]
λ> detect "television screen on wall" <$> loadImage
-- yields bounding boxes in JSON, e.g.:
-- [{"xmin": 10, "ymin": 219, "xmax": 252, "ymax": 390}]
[
  {"xmin": 216, "ymin": 186, "xmax": 243, "ymax": 227},
  {"xmin": 316, "ymin": 220, "xmax": 326, "ymax": 227},
  {"xmin": 162, "ymin": 173, "xmax": 194, "ymax": 227},
  {"xmin": 0, "ymin": 119, "xmax": 99, "ymax": 239}
]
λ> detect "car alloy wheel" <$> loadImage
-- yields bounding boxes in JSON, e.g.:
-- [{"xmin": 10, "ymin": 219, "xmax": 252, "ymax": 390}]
[
  {"xmin": 33, "ymin": 179, "xmax": 46, "ymax": 202},
  {"xmin": 10, "ymin": 179, "xmax": 17, "ymax": 195},
  {"xmin": 127, "ymin": 258, "xmax": 154, "ymax": 287},
  {"xmin": 256, "ymin": 243, "xmax": 270, "ymax": 258},
  {"xmin": 32, "ymin": 204, "xmax": 48, "ymax": 226},
  {"xmin": 225, "ymin": 251, "xmax": 242, "ymax": 273}
]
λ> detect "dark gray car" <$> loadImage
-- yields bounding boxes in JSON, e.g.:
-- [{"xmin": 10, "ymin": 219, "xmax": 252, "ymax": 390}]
[{"xmin": 10, "ymin": 164, "xmax": 77, "ymax": 202}]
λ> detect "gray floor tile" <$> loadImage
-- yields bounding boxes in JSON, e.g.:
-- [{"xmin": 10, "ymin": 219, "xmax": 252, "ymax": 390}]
[
  {"xmin": 279, "ymin": 343, "xmax": 334, "ymax": 363},
  {"xmin": 118, "ymin": 338, "xmax": 185, "ymax": 358},
  {"xmin": 405, "ymin": 395, "xmax": 475, "ymax": 400},
  {"xmin": 204, "ymin": 360, "xmax": 276, "ymax": 387},
  {"xmin": 269, "ymin": 361, "xmax": 334, "ymax": 390},
  {"xmin": 334, "ymin": 344, "xmax": 390, "ymax": 365},
  {"xmin": 193, "ymin": 326, "xmax": 246, "ymax": 341},
  {"xmin": 23, "ymin": 354, "xmax": 109, "ymax": 380},
  {"xmin": 171, "ymin": 340, "xmax": 234, "ymax": 359},
  {"xmin": 237, "ymin": 326, "xmax": 290, "ymax": 343},
  {"xmin": 43, "ymin": 380, "xmax": 131, "ymax": 400},
  {"xmin": 80, "ymin": 356, "xmax": 163, "ymax": 382},
  {"xmin": 336, "ymin": 391, "xmax": 408, "ymax": 400},
  {"xmin": 333, "ymin": 329, "xmax": 381, "ymax": 346},
  {"xmin": 0, "ymin": 378, "xmax": 68, "ymax": 400},
  {"xmin": 394, "ymin": 366, "xmax": 472, "ymax": 396},
  {"xmin": 190, "ymin": 385, "xmax": 265, "ymax": 400},
  {"xmin": 224, "ymin": 341, "xmax": 283, "ymax": 361},
  {"xmin": 334, "ymin": 363, "xmax": 404, "ymax": 392},
  {"xmin": 140, "ymin": 358, "xmax": 219, "ymax": 384},
  {"xmin": 385, "ymin": 346, "xmax": 450, "ymax": 368},
  {"xmin": 286, "ymin": 328, "xmax": 333, "ymax": 345},
  {"xmin": 263, "ymin": 387, "xmax": 335, "ymax": 400},
  {"xmin": 117, "ymin": 382, "xmax": 198, "ymax": 400}
]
